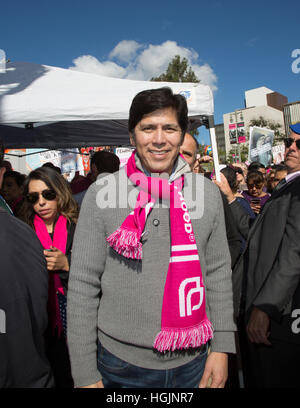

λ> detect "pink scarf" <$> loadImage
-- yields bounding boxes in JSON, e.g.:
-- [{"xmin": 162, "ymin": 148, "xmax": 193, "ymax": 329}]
[
  {"xmin": 34, "ymin": 214, "xmax": 67, "ymax": 337},
  {"xmin": 107, "ymin": 152, "xmax": 213, "ymax": 353}
]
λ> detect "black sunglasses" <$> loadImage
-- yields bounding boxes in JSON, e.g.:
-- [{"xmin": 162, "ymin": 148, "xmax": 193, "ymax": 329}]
[
  {"xmin": 284, "ymin": 137, "xmax": 300, "ymax": 149},
  {"xmin": 26, "ymin": 189, "xmax": 57, "ymax": 204},
  {"xmin": 247, "ymin": 183, "xmax": 263, "ymax": 189}
]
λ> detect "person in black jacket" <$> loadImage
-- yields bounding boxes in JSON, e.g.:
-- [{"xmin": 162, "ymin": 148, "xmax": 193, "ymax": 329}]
[
  {"xmin": 233, "ymin": 123, "xmax": 300, "ymax": 388},
  {"xmin": 180, "ymin": 133, "xmax": 242, "ymax": 270},
  {"xmin": 180, "ymin": 133, "xmax": 242, "ymax": 388},
  {"xmin": 0, "ymin": 141, "xmax": 54, "ymax": 388},
  {"xmin": 20, "ymin": 166, "xmax": 78, "ymax": 388}
]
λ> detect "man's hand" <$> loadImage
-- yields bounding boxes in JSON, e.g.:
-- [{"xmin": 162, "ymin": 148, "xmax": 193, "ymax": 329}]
[
  {"xmin": 246, "ymin": 307, "xmax": 271, "ymax": 345},
  {"xmin": 212, "ymin": 173, "xmax": 235, "ymax": 203},
  {"xmin": 44, "ymin": 247, "xmax": 69, "ymax": 271},
  {"xmin": 199, "ymin": 155, "xmax": 213, "ymax": 163},
  {"xmin": 199, "ymin": 352, "xmax": 228, "ymax": 388},
  {"xmin": 80, "ymin": 380, "xmax": 104, "ymax": 388}
]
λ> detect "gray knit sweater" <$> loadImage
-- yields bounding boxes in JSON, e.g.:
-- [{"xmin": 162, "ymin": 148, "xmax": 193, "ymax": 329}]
[{"xmin": 67, "ymin": 157, "xmax": 236, "ymax": 387}]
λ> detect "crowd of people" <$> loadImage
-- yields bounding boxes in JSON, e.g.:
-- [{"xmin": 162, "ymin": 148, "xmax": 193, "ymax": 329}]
[{"xmin": 0, "ymin": 86, "xmax": 300, "ymax": 389}]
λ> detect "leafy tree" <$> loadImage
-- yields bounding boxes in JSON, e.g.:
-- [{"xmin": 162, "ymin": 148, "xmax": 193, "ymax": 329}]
[
  {"xmin": 227, "ymin": 145, "xmax": 248, "ymax": 163},
  {"xmin": 217, "ymin": 148, "xmax": 227, "ymax": 163},
  {"xmin": 150, "ymin": 55, "xmax": 200, "ymax": 83},
  {"xmin": 151, "ymin": 55, "xmax": 200, "ymax": 141}
]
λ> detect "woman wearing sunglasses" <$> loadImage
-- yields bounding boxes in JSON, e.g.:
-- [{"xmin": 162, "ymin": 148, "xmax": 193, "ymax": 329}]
[
  {"xmin": 21, "ymin": 166, "xmax": 79, "ymax": 388},
  {"xmin": 242, "ymin": 170, "xmax": 270, "ymax": 216}
]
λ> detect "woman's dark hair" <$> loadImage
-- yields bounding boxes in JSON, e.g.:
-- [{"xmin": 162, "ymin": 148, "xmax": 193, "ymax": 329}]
[
  {"xmin": 248, "ymin": 161, "xmax": 265, "ymax": 172},
  {"xmin": 246, "ymin": 170, "xmax": 265, "ymax": 185},
  {"xmin": 0, "ymin": 140, "xmax": 4, "ymax": 168},
  {"xmin": 221, "ymin": 166, "xmax": 238, "ymax": 193},
  {"xmin": 3, "ymin": 170, "xmax": 26, "ymax": 187},
  {"xmin": 21, "ymin": 166, "xmax": 78, "ymax": 227},
  {"xmin": 128, "ymin": 87, "xmax": 188, "ymax": 139},
  {"xmin": 233, "ymin": 166, "xmax": 244, "ymax": 175}
]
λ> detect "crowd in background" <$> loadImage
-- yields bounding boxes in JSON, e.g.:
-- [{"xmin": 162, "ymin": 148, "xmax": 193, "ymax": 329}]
[
  {"xmin": 0, "ymin": 144, "xmax": 289, "ymax": 389},
  {"xmin": 1, "ymin": 126, "xmax": 299, "ymax": 389}
]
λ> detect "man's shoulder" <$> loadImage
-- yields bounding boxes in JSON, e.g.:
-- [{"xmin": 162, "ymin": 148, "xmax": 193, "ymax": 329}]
[
  {"xmin": 0, "ymin": 208, "xmax": 41, "ymax": 247},
  {"xmin": 0, "ymin": 196, "xmax": 12, "ymax": 214}
]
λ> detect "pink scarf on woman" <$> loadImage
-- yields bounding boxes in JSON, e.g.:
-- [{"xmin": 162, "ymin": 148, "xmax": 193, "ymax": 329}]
[
  {"xmin": 107, "ymin": 151, "xmax": 213, "ymax": 353},
  {"xmin": 34, "ymin": 214, "xmax": 67, "ymax": 337}
]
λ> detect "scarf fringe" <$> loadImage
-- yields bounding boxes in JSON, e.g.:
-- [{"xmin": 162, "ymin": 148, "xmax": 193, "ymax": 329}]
[
  {"xmin": 107, "ymin": 227, "xmax": 142, "ymax": 260},
  {"xmin": 153, "ymin": 320, "xmax": 213, "ymax": 352}
]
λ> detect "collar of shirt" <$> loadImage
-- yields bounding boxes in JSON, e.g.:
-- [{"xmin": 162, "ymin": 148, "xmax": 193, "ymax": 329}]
[
  {"xmin": 0, "ymin": 194, "xmax": 13, "ymax": 214},
  {"xmin": 285, "ymin": 170, "xmax": 300, "ymax": 184}
]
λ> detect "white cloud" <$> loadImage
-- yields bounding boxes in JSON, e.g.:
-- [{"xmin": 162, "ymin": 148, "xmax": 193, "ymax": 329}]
[
  {"xmin": 246, "ymin": 37, "xmax": 258, "ymax": 48},
  {"xmin": 109, "ymin": 40, "xmax": 142, "ymax": 63},
  {"xmin": 70, "ymin": 55, "xmax": 126, "ymax": 78},
  {"xmin": 69, "ymin": 40, "xmax": 218, "ymax": 91}
]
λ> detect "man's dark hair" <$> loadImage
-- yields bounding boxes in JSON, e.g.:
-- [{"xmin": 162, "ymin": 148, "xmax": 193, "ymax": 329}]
[
  {"xmin": 221, "ymin": 166, "xmax": 238, "ymax": 193},
  {"xmin": 0, "ymin": 139, "xmax": 4, "ymax": 168},
  {"xmin": 42, "ymin": 162, "xmax": 61, "ymax": 174},
  {"xmin": 3, "ymin": 170, "xmax": 26, "ymax": 187},
  {"xmin": 91, "ymin": 151, "xmax": 120, "ymax": 174},
  {"xmin": 128, "ymin": 87, "xmax": 188, "ymax": 138},
  {"xmin": 274, "ymin": 163, "xmax": 288, "ymax": 173}
]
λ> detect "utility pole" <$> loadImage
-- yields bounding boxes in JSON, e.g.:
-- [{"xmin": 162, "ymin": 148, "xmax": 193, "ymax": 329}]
[{"xmin": 234, "ymin": 109, "xmax": 244, "ymax": 162}]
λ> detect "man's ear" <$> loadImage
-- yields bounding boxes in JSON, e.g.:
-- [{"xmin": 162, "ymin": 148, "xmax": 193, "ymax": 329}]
[
  {"xmin": 91, "ymin": 163, "xmax": 98, "ymax": 176},
  {"xmin": 0, "ymin": 167, "xmax": 6, "ymax": 189},
  {"xmin": 129, "ymin": 132, "xmax": 136, "ymax": 147}
]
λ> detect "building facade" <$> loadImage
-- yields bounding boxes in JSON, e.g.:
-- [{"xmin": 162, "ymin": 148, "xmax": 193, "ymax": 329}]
[{"xmin": 223, "ymin": 87, "xmax": 287, "ymax": 161}]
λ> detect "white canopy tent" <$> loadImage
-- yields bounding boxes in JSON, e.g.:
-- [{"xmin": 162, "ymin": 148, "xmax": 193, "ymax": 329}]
[{"xmin": 0, "ymin": 61, "xmax": 220, "ymax": 177}]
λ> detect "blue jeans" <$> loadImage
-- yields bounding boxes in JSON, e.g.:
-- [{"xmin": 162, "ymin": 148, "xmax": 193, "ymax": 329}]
[{"xmin": 97, "ymin": 343, "xmax": 208, "ymax": 388}]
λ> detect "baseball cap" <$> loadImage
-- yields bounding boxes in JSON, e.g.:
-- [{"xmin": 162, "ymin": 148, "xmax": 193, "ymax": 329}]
[{"xmin": 290, "ymin": 123, "xmax": 300, "ymax": 135}]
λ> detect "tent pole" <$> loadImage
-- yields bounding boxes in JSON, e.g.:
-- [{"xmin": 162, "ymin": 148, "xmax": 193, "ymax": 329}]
[
  {"xmin": 4, "ymin": 149, "xmax": 90, "ymax": 158},
  {"xmin": 208, "ymin": 116, "xmax": 220, "ymax": 181}
]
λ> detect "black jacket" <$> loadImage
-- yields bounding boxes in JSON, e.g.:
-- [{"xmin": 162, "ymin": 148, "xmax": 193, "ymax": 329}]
[
  {"xmin": 56, "ymin": 222, "xmax": 76, "ymax": 295},
  {"xmin": 221, "ymin": 192, "xmax": 242, "ymax": 270},
  {"xmin": 232, "ymin": 175, "xmax": 300, "ymax": 343},
  {"xmin": 0, "ymin": 208, "xmax": 54, "ymax": 387}
]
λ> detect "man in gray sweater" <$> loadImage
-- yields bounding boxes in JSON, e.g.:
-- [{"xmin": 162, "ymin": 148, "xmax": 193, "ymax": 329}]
[{"xmin": 67, "ymin": 87, "xmax": 236, "ymax": 388}]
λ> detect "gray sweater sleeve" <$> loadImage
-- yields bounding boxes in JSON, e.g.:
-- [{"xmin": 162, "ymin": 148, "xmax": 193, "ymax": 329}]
[{"xmin": 67, "ymin": 183, "xmax": 105, "ymax": 387}]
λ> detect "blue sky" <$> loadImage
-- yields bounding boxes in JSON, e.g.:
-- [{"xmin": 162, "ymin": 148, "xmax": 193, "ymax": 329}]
[{"xmin": 1, "ymin": 0, "xmax": 299, "ymax": 145}]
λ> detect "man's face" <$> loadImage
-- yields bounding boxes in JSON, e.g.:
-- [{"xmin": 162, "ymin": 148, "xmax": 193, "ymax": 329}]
[
  {"xmin": 91, "ymin": 163, "xmax": 99, "ymax": 181},
  {"xmin": 273, "ymin": 169, "xmax": 288, "ymax": 187},
  {"xmin": 2, "ymin": 176, "xmax": 22, "ymax": 204},
  {"xmin": 130, "ymin": 107, "xmax": 183, "ymax": 175},
  {"xmin": 284, "ymin": 131, "xmax": 300, "ymax": 173},
  {"xmin": 179, "ymin": 133, "xmax": 197, "ymax": 170}
]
